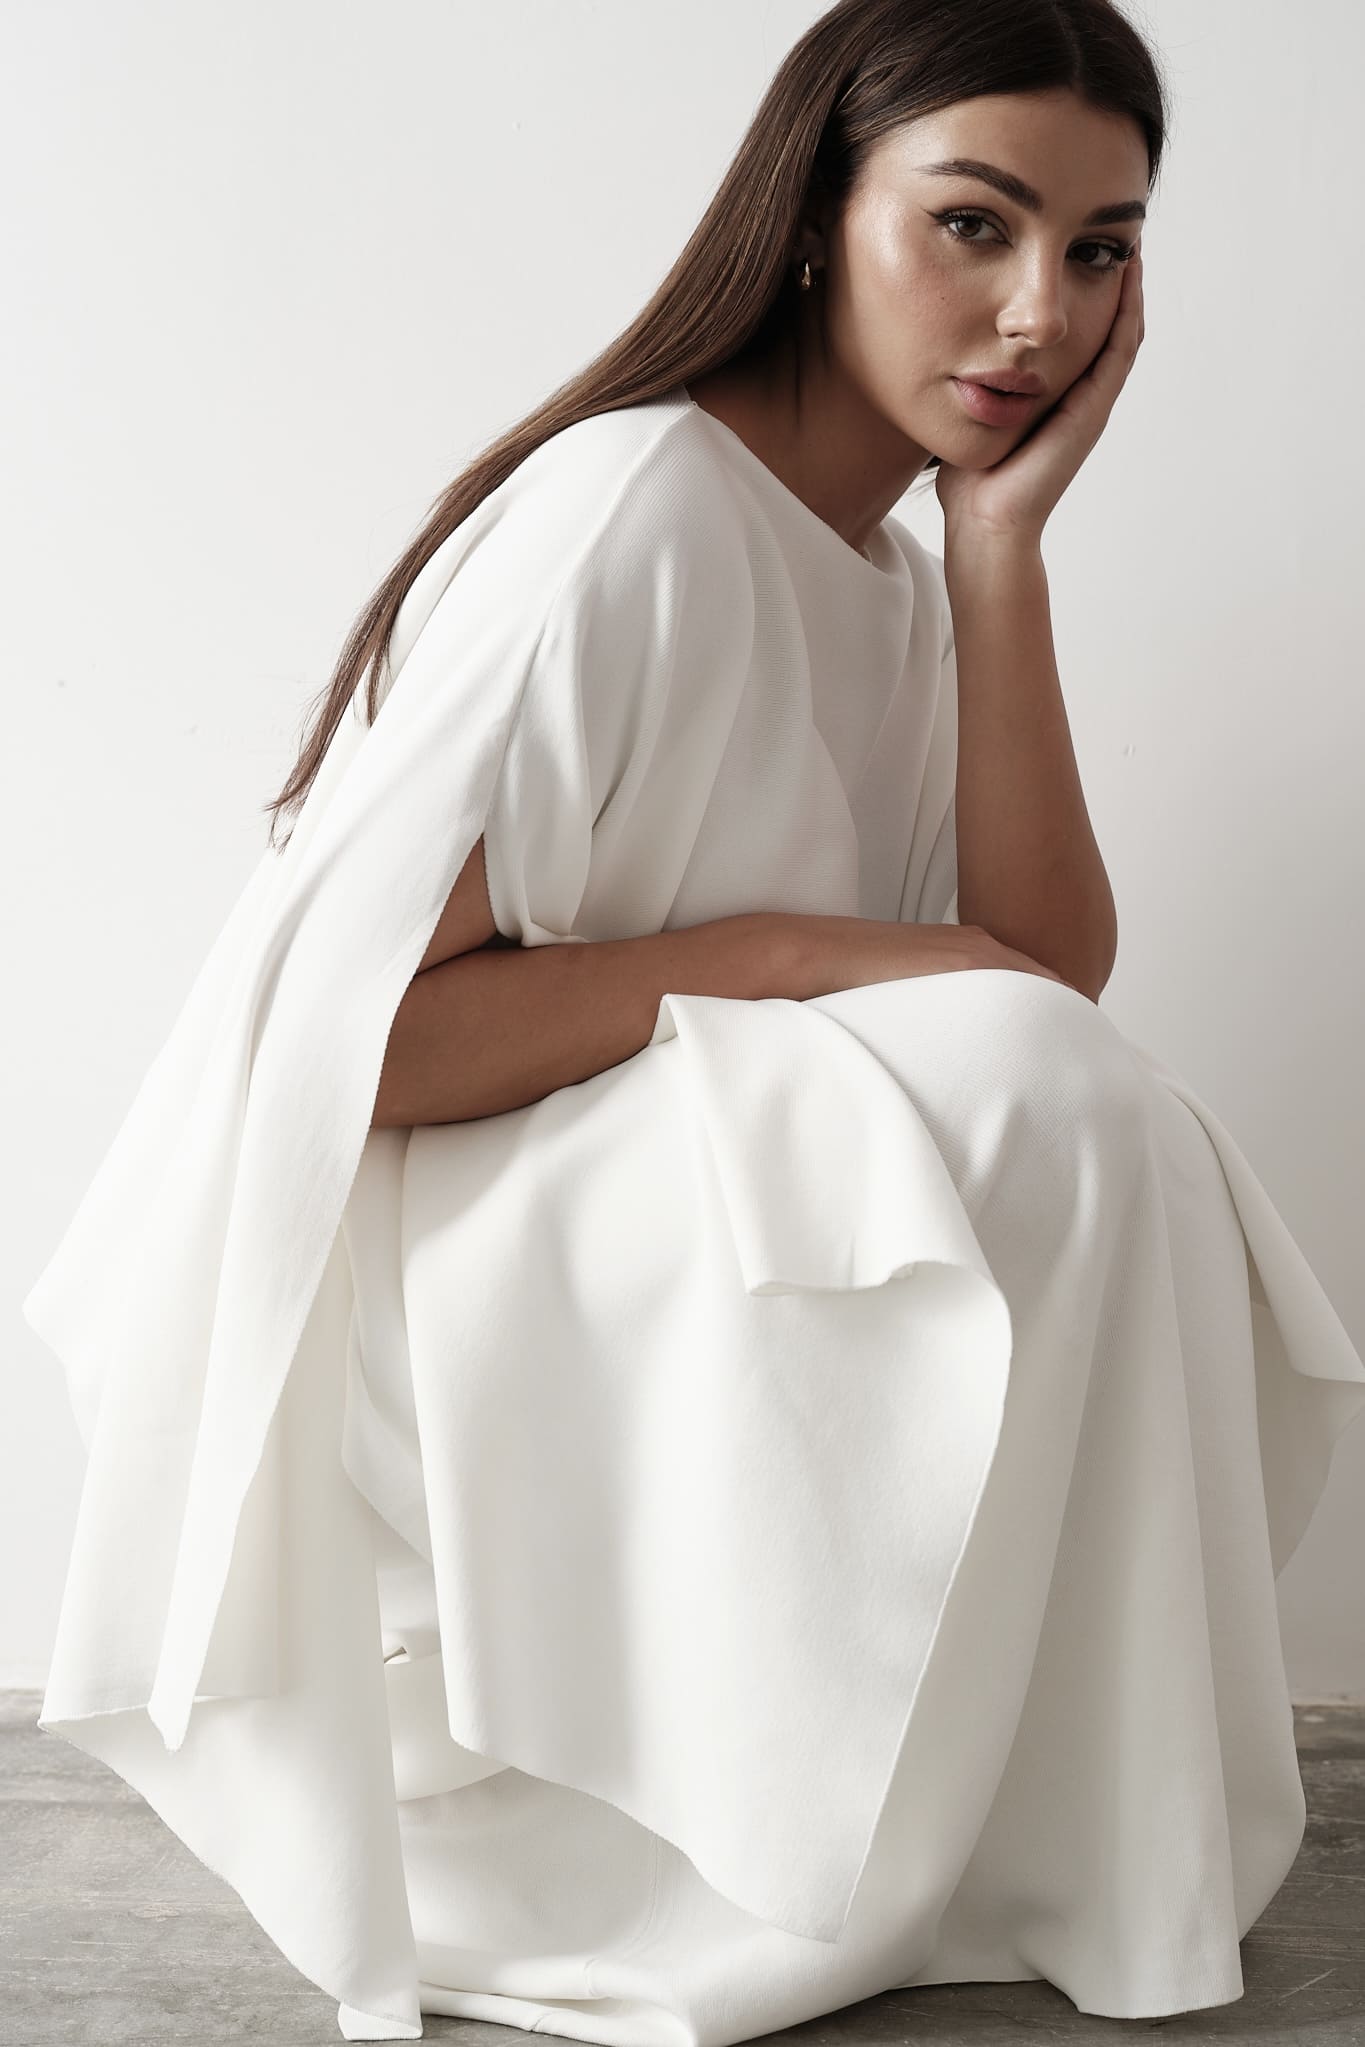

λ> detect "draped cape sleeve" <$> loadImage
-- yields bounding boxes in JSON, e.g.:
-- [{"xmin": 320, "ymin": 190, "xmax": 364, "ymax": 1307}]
[
  {"xmin": 23, "ymin": 404, "xmax": 754, "ymax": 1749},
  {"xmin": 22, "ymin": 406, "xmax": 771, "ymax": 2039}
]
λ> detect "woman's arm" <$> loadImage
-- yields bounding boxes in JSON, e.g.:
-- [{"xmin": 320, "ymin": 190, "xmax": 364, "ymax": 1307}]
[
  {"xmin": 930, "ymin": 247, "xmax": 1143, "ymax": 1006},
  {"xmin": 943, "ymin": 534, "xmax": 1118, "ymax": 1003},
  {"xmin": 374, "ymin": 880, "xmax": 1069, "ymax": 1128},
  {"xmin": 372, "ymin": 907, "xmax": 803, "ymax": 1127}
]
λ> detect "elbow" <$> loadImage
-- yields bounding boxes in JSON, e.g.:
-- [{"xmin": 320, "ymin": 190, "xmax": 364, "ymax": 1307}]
[
  {"xmin": 1064, "ymin": 970, "xmax": 1107, "ymax": 1006},
  {"xmin": 1069, "ymin": 929, "xmax": 1118, "ymax": 1007}
]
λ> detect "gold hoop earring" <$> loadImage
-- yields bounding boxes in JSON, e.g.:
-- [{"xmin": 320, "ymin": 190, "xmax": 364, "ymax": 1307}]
[{"xmin": 798, "ymin": 258, "xmax": 813, "ymax": 290}]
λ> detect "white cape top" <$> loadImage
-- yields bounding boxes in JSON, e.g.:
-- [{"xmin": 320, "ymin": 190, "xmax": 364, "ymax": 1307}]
[
  {"xmin": 24, "ymin": 386, "xmax": 1365, "ymax": 2040},
  {"xmin": 27, "ymin": 383, "xmax": 961, "ymax": 1735}
]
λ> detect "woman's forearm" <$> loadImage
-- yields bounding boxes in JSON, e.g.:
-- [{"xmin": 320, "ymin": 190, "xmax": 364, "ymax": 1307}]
[
  {"xmin": 371, "ymin": 913, "xmax": 805, "ymax": 1128},
  {"xmin": 943, "ymin": 532, "xmax": 1118, "ymax": 1001}
]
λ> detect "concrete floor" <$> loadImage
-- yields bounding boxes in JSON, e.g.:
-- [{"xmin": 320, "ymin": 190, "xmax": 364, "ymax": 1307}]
[{"xmin": 3, "ymin": 1692, "xmax": 1361, "ymax": 2046}]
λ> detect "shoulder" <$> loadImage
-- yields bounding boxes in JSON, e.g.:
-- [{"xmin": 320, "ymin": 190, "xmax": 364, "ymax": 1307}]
[
  {"xmin": 384, "ymin": 397, "xmax": 754, "ymax": 694},
  {"xmin": 487, "ymin": 399, "xmax": 760, "ymax": 698},
  {"xmin": 530, "ymin": 398, "xmax": 757, "ymax": 614},
  {"xmin": 458, "ymin": 397, "xmax": 757, "ymax": 618}
]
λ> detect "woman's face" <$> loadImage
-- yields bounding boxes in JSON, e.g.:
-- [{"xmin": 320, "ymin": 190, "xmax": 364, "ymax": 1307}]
[{"xmin": 816, "ymin": 88, "xmax": 1151, "ymax": 467}]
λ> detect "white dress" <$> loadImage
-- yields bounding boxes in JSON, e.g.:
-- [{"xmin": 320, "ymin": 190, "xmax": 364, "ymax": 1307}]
[{"xmin": 23, "ymin": 387, "xmax": 1365, "ymax": 2044}]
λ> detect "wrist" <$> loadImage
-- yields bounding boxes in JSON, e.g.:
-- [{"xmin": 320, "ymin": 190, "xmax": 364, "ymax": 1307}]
[{"xmin": 944, "ymin": 522, "xmax": 1044, "ymax": 575}]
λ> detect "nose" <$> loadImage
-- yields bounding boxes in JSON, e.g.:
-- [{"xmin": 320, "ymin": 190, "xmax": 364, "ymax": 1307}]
[{"xmin": 997, "ymin": 259, "xmax": 1069, "ymax": 349}]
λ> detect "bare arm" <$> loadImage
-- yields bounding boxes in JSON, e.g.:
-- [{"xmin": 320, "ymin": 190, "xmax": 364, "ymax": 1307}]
[
  {"xmin": 373, "ymin": 836, "xmax": 804, "ymax": 1127},
  {"xmin": 943, "ymin": 536, "xmax": 1118, "ymax": 1004},
  {"xmin": 373, "ymin": 836, "xmax": 1070, "ymax": 1129}
]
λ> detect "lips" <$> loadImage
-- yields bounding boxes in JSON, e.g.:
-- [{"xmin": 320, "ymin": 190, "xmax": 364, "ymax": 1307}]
[
  {"xmin": 957, "ymin": 368, "xmax": 1047, "ymax": 397},
  {"xmin": 949, "ymin": 377, "xmax": 1040, "ymax": 425}
]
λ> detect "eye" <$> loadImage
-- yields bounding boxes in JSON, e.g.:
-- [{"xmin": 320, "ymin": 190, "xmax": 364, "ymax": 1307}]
[{"xmin": 931, "ymin": 208, "xmax": 1136, "ymax": 275}]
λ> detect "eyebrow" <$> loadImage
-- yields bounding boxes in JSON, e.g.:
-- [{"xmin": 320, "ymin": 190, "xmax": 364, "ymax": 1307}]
[{"xmin": 916, "ymin": 157, "xmax": 1147, "ymax": 227}]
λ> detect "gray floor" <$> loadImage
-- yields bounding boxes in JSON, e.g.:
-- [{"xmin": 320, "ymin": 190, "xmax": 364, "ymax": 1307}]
[{"xmin": 3, "ymin": 1691, "xmax": 1361, "ymax": 2046}]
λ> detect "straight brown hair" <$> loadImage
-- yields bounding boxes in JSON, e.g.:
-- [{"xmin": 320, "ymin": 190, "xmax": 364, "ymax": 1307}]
[{"xmin": 264, "ymin": 0, "xmax": 1170, "ymax": 850}]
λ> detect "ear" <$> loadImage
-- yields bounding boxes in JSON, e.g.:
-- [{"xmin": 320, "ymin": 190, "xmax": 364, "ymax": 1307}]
[{"xmin": 792, "ymin": 185, "xmax": 838, "ymax": 277}]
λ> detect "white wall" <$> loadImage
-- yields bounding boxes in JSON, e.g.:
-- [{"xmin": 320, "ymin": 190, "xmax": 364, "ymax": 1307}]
[{"xmin": 4, "ymin": 0, "xmax": 1361, "ymax": 1694}]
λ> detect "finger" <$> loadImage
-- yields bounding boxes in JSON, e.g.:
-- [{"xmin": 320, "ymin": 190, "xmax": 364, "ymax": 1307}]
[
  {"xmin": 1087, "ymin": 267, "xmax": 1143, "ymax": 394},
  {"xmin": 1096, "ymin": 271, "xmax": 1141, "ymax": 373},
  {"xmin": 1129, "ymin": 247, "xmax": 1145, "ymax": 346},
  {"xmin": 1119, "ymin": 248, "xmax": 1143, "ymax": 347}
]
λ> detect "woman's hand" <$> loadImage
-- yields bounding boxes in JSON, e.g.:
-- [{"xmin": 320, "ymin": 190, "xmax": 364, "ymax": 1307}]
[{"xmin": 933, "ymin": 244, "xmax": 1144, "ymax": 543}]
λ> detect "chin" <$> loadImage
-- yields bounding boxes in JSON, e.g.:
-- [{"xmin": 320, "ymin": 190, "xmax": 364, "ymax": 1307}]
[{"xmin": 938, "ymin": 434, "xmax": 1006, "ymax": 470}]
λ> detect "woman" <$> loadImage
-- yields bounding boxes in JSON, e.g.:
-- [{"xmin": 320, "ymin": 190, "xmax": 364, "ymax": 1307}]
[{"xmin": 25, "ymin": 2, "xmax": 1365, "ymax": 2041}]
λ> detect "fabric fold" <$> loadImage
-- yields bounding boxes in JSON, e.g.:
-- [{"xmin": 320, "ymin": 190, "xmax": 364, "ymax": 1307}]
[
  {"xmin": 648, "ymin": 988, "xmax": 997, "ymax": 1294},
  {"xmin": 38, "ymin": 1230, "xmax": 427, "ymax": 2040},
  {"xmin": 396, "ymin": 986, "xmax": 1017, "ymax": 1945},
  {"xmin": 1119, "ymin": 1036, "xmax": 1365, "ymax": 1578},
  {"xmin": 357, "ymin": 967, "xmax": 1365, "ymax": 2043}
]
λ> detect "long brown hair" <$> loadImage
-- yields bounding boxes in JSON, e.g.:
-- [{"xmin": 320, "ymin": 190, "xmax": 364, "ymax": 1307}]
[{"xmin": 264, "ymin": 0, "xmax": 1170, "ymax": 850}]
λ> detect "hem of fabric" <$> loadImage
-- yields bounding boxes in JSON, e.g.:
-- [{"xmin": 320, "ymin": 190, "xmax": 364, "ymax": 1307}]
[
  {"xmin": 889, "ymin": 1955, "xmax": 1246, "ymax": 2021},
  {"xmin": 37, "ymin": 1705, "xmax": 423, "ymax": 2043}
]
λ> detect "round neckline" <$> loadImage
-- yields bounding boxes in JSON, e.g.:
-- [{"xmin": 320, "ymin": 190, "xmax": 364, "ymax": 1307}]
[{"xmin": 677, "ymin": 385, "xmax": 902, "ymax": 582}]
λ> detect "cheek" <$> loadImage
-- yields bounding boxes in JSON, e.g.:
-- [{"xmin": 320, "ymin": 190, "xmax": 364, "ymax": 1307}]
[
  {"xmin": 845, "ymin": 197, "xmax": 942, "ymax": 309},
  {"xmin": 897, "ymin": 234, "xmax": 1007, "ymax": 335},
  {"xmin": 851, "ymin": 235, "xmax": 957, "ymax": 350}
]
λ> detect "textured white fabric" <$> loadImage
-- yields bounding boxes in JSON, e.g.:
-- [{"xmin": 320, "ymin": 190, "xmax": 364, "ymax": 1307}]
[{"xmin": 23, "ymin": 386, "xmax": 1365, "ymax": 2044}]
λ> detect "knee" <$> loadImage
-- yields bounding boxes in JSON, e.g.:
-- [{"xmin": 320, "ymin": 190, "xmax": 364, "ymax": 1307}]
[{"xmin": 955, "ymin": 970, "xmax": 1153, "ymax": 1175}]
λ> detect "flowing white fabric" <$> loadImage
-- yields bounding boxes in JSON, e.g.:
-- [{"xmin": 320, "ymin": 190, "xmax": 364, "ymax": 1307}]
[
  {"xmin": 23, "ymin": 387, "xmax": 1365, "ymax": 2043},
  {"xmin": 349, "ymin": 970, "xmax": 1363, "ymax": 2041}
]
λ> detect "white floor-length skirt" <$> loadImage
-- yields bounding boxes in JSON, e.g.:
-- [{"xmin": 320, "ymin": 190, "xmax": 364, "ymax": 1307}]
[{"xmin": 327, "ymin": 965, "xmax": 1365, "ymax": 2044}]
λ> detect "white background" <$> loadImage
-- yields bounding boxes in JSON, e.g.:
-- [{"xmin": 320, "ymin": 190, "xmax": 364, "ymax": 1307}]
[{"xmin": 4, "ymin": 0, "xmax": 1361, "ymax": 1692}]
